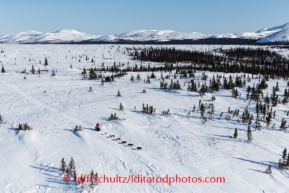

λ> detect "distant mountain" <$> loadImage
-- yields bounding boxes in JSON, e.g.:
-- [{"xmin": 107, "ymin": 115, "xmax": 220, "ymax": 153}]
[
  {"xmin": 0, "ymin": 31, "xmax": 43, "ymax": 43},
  {"xmin": 0, "ymin": 22, "xmax": 288, "ymax": 44},
  {"xmin": 115, "ymin": 30, "xmax": 210, "ymax": 41},
  {"xmin": 34, "ymin": 30, "xmax": 102, "ymax": 43},
  {"xmin": 256, "ymin": 22, "xmax": 289, "ymax": 33},
  {"xmin": 0, "ymin": 30, "xmax": 104, "ymax": 43},
  {"xmin": 257, "ymin": 24, "xmax": 289, "ymax": 43}
]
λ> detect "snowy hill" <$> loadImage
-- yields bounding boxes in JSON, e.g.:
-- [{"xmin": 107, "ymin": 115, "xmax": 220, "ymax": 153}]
[
  {"xmin": 256, "ymin": 22, "xmax": 289, "ymax": 34},
  {"xmin": 0, "ymin": 22, "xmax": 289, "ymax": 43},
  {"xmin": 258, "ymin": 26, "xmax": 289, "ymax": 43},
  {"xmin": 0, "ymin": 31, "xmax": 43, "ymax": 43},
  {"xmin": 0, "ymin": 44, "xmax": 289, "ymax": 192},
  {"xmin": 116, "ymin": 30, "xmax": 210, "ymax": 41},
  {"xmin": 0, "ymin": 30, "xmax": 102, "ymax": 43},
  {"xmin": 34, "ymin": 30, "xmax": 102, "ymax": 43}
]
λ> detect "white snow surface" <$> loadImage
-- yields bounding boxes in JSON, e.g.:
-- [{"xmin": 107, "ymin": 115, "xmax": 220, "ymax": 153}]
[{"xmin": 0, "ymin": 44, "xmax": 289, "ymax": 192}]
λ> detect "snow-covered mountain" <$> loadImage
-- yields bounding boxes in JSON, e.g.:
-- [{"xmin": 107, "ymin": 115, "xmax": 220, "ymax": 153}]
[
  {"xmin": 34, "ymin": 30, "xmax": 102, "ymax": 43},
  {"xmin": 208, "ymin": 23, "xmax": 289, "ymax": 40},
  {"xmin": 0, "ymin": 30, "xmax": 104, "ymax": 43},
  {"xmin": 0, "ymin": 22, "xmax": 289, "ymax": 43},
  {"xmin": 256, "ymin": 22, "xmax": 289, "ymax": 34},
  {"xmin": 258, "ymin": 24, "xmax": 289, "ymax": 43},
  {"xmin": 0, "ymin": 31, "xmax": 43, "ymax": 43},
  {"xmin": 116, "ymin": 30, "xmax": 210, "ymax": 41}
]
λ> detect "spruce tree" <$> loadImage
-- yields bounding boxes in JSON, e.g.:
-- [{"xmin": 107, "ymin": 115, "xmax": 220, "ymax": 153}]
[
  {"xmin": 31, "ymin": 65, "xmax": 35, "ymax": 74},
  {"xmin": 255, "ymin": 113, "xmax": 261, "ymax": 131},
  {"xmin": 119, "ymin": 102, "xmax": 124, "ymax": 110},
  {"xmin": 89, "ymin": 170, "xmax": 98, "ymax": 190},
  {"xmin": 266, "ymin": 112, "xmax": 272, "ymax": 126},
  {"xmin": 68, "ymin": 157, "xmax": 76, "ymax": 173},
  {"xmin": 130, "ymin": 75, "xmax": 134, "ymax": 82},
  {"xmin": 65, "ymin": 167, "xmax": 70, "ymax": 175},
  {"xmin": 117, "ymin": 90, "xmax": 121, "ymax": 97},
  {"xmin": 200, "ymin": 103, "xmax": 205, "ymax": 118},
  {"xmin": 280, "ymin": 118, "xmax": 287, "ymax": 131},
  {"xmin": 1, "ymin": 65, "xmax": 5, "ymax": 73},
  {"xmin": 61, "ymin": 158, "xmax": 67, "ymax": 174},
  {"xmin": 233, "ymin": 128, "xmax": 238, "ymax": 139},
  {"xmin": 265, "ymin": 165, "xmax": 272, "ymax": 174},
  {"xmin": 282, "ymin": 148, "xmax": 287, "ymax": 161},
  {"xmin": 247, "ymin": 124, "xmax": 253, "ymax": 143},
  {"xmin": 44, "ymin": 57, "xmax": 48, "ymax": 66}
]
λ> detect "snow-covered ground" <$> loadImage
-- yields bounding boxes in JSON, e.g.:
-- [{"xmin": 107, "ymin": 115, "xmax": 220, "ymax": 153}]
[{"xmin": 0, "ymin": 44, "xmax": 289, "ymax": 193}]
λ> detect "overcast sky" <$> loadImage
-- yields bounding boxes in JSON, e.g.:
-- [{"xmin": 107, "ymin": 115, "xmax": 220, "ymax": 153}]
[{"xmin": 0, "ymin": 0, "xmax": 288, "ymax": 35}]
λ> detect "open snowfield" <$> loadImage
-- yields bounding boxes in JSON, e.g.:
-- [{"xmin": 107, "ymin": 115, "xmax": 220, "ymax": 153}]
[{"xmin": 0, "ymin": 44, "xmax": 289, "ymax": 193}]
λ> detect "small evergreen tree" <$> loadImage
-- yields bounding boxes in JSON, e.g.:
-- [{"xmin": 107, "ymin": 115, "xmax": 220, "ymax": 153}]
[
  {"xmin": 61, "ymin": 158, "xmax": 67, "ymax": 174},
  {"xmin": 247, "ymin": 124, "xmax": 253, "ymax": 143},
  {"xmin": 282, "ymin": 148, "xmax": 287, "ymax": 161},
  {"xmin": 119, "ymin": 102, "xmax": 124, "ymax": 110},
  {"xmin": 31, "ymin": 65, "xmax": 35, "ymax": 74},
  {"xmin": 1, "ymin": 65, "xmax": 5, "ymax": 73},
  {"xmin": 117, "ymin": 90, "xmax": 121, "ymax": 97},
  {"xmin": 65, "ymin": 167, "xmax": 70, "ymax": 175},
  {"xmin": 130, "ymin": 75, "xmax": 134, "ymax": 82},
  {"xmin": 200, "ymin": 103, "xmax": 205, "ymax": 118},
  {"xmin": 137, "ymin": 74, "xmax": 141, "ymax": 81},
  {"xmin": 68, "ymin": 157, "xmax": 76, "ymax": 173},
  {"xmin": 266, "ymin": 112, "xmax": 272, "ymax": 126},
  {"xmin": 265, "ymin": 165, "xmax": 272, "ymax": 174},
  {"xmin": 44, "ymin": 57, "xmax": 48, "ymax": 66},
  {"xmin": 233, "ymin": 128, "xmax": 238, "ymax": 139},
  {"xmin": 280, "ymin": 118, "xmax": 287, "ymax": 131}
]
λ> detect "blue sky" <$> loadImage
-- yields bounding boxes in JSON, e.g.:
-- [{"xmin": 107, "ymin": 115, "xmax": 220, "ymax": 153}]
[{"xmin": 0, "ymin": 0, "xmax": 288, "ymax": 35}]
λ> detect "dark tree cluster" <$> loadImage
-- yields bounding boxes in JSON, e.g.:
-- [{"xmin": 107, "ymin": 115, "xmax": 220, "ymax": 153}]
[
  {"xmin": 160, "ymin": 79, "xmax": 181, "ymax": 90},
  {"xmin": 73, "ymin": 125, "xmax": 83, "ymax": 132},
  {"xmin": 209, "ymin": 75, "xmax": 220, "ymax": 92},
  {"xmin": 61, "ymin": 157, "xmax": 76, "ymax": 174},
  {"xmin": 198, "ymin": 102, "xmax": 215, "ymax": 119},
  {"xmin": 187, "ymin": 79, "xmax": 198, "ymax": 92},
  {"xmin": 232, "ymin": 88, "xmax": 240, "ymax": 98},
  {"xmin": 17, "ymin": 123, "xmax": 32, "ymax": 131},
  {"xmin": 109, "ymin": 113, "xmax": 119, "ymax": 120},
  {"xmin": 60, "ymin": 157, "xmax": 98, "ymax": 190},
  {"xmin": 161, "ymin": 109, "xmax": 170, "ymax": 116},
  {"xmin": 129, "ymin": 47, "xmax": 289, "ymax": 78},
  {"xmin": 142, "ymin": 103, "xmax": 156, "ymax": 115}
]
